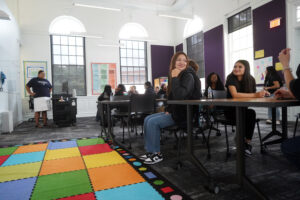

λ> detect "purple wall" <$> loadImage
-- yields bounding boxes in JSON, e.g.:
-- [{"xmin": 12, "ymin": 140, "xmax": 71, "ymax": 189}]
[
  {"xmin": 253, "ymin": 0, "xmax": 286, "ymax": 66},
  {"xmin": 175, "ymin": 43, "xmax": 183, "ymax": 52},
  {"xmin": 150, "ymin": 45, "xmax": 174, "ymax": 83},
  {"xmin": 204, "ymin": 25, "xmax": 225, "ymax": 83}
]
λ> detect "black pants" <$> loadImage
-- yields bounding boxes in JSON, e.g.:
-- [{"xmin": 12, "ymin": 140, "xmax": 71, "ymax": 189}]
[
  {"xmin": 224, "ymin": 108, "xmax": 256, "ymax": 140},
  {"xmin": 281, "ymin": 136, "xmax": 300, "ymax": 169}
]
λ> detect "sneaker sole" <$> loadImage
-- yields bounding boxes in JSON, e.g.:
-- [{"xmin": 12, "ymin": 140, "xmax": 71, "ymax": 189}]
[{"xmin": 144, "ymin": 159, "xmax": 163, "ymax": 165}]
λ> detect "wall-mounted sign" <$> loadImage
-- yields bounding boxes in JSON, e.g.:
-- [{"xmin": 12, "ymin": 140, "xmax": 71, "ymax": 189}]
[{"xmin": 270, "ymin": 17, "xmax": 281, "ymax": 29}]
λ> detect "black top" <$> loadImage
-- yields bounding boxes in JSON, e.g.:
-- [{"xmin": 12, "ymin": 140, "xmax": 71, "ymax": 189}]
[
  {"xmin": 166, "ymin": 67, "xmax": 201, "ymax": 126},
  {"xmin": 26, "ymin": 77, "xmax": 52, "ymax": 98},
  {"xmin": 290, "ymin": 78, "xmax": 300, "ymax": 101},
  {"xmin": 225, "ymin": 74, "xmax": 256, "ymax": 98},
  {"xmin": 145, "ymin": 87, "xmax": 155, "ymax": 95},
  {"xmin": 98, "ymin": 92, "xmax": 111, "ymax": 101},
  {"xmin": 264, "ymin": 75, "xmax": 283, "ymax": 94}
]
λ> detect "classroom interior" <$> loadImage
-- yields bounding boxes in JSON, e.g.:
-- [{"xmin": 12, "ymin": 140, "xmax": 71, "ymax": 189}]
[{"xmin": 1, "ymin": 0, "xmax": 300, "ymax": 199}]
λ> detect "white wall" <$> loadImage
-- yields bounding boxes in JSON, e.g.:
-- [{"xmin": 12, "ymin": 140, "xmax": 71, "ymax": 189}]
[
  {"xmin": 0, "ymin": 0, "xmax": 22, "ymax": 133},
  {"xmin": 12, "ymin": 0, "xmax": 176, "ymax": 119}
]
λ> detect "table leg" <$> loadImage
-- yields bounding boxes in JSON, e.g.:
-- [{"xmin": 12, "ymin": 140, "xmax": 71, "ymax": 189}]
[
  {"xmin": 282, "ymin": 107, "xmax": 287, "ymax": 139},
  {"xmin": 99, "ymin": 103, "xmax": 107, "ymax": 138},
  {"xmin": 187, "ymin": 105, "xmax": 218, "ymax": 193},
  {"xmin": 106, "ymin": 104, "xmax": 115, "ymax": 144},
  {"xmin": 262, "ymin": 107, "xmax": 282, "ymax": 145},
  {"xmin": 236, "ymin": 107, "xmax": 268, "ymax": 200}
]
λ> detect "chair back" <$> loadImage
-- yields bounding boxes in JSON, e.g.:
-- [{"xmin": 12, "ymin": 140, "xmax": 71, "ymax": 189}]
[
  {"xmin": 112, "ymin": 95, "xmax": 130, "ymax": 112},
  {"xmin": 130, "ymin": 94, "xmax": 156, "ymax": 114}
]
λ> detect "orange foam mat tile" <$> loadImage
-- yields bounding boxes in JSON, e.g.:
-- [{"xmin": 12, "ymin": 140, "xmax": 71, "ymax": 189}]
[
  {"xmin": 13, "ymin": 143, "xmax": 48, "ymax": 154},
  {"xmin": 88, "ymin": 163, "xmax": 145, "ymax": 191},
  {"xmin": 39, "ymin": 156, "xmax": 86, "ymax": 176}
]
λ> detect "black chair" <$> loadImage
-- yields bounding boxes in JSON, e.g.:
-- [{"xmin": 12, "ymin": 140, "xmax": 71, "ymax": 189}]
[
  {"xmin": 129, "ymin": 94, "xmax": 156, "ymax": 136},
  {"xmin": 110, "ymin": 95, "xmax": 130, "ymax": 144},
  {"xmin": 293, "ymin": 113, "xmax": 300, "ymax": 137},
  {"xmin": 206, "ymin": 90, "xmax": 263, "ymax": 160}
]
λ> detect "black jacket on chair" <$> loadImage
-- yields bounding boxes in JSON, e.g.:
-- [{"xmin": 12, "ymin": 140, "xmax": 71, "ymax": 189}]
[{"xmin": 166, "ymin": 67, "xmax": 201, "ymax": 127}]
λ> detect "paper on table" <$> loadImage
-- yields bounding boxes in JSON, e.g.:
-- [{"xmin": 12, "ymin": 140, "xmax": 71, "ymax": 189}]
[{"xmin": 255, "ymin": 50, "xmax": 264, "ymax": 59}]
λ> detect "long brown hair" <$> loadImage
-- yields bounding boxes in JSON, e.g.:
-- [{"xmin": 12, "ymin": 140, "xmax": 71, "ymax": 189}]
[{"xmin": 167, "ymin": 52, "xmax": 189, "ymax": 96}]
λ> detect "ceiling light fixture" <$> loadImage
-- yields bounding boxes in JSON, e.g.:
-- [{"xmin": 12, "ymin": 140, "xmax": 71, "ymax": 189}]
[
  {"xmin": 158, "ymin": 14, "xmax": 192, "ymax": 20},
  {"xmin": 73, "ymin": 3, "xmax": 121, "ymax": 12}
]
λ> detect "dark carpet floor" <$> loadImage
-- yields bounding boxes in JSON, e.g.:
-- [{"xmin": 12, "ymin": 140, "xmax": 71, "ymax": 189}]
[{"xmin": 1, "ymin": 117, "xmax": 300, "ymax": 200}]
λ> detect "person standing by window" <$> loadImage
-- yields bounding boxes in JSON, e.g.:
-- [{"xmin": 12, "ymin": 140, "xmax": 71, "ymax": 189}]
[
  {"xmin": 26, "ymin": 70, "xmax": 52, "ymax": 128},
  {"xmin": 264, "ymin": 66, "xmax": 283, "ymax": 125}
]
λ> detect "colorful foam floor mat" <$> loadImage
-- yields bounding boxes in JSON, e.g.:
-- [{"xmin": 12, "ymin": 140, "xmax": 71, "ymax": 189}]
[{"xmin": 0, "ymin": 137, "xmax": 191, "ymax": 200}]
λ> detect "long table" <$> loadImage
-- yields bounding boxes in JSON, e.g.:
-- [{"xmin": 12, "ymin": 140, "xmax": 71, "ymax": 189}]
[{"xmin": 167, "ymin": 97, "xmax": 300, "ymax": 199}]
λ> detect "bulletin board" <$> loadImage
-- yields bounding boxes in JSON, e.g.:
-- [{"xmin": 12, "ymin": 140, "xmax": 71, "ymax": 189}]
[
  {"xmin": 91, "ymin": 63, "xmax": 116, "ymax": 95},
  {"xmin": 23, "ymin": 61, "xmax": 47, "ymax": 97},
  {"xmin": 253, "ymin": 56, "xmax": 273, "ymax": 84}
]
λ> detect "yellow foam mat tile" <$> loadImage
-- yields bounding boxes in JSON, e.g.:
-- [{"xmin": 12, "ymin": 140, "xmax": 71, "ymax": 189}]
[
  {"xmin": 0, "ymin": 162, "xmax": 42, "ymax": 183},
  {"xmin": 13, "ymin": 143, "xmax": 48, "ymax": 154},
  {"xmin": 44, "ymin": 147, "xmax": 81, "ymax": 161},
  {"xmin": 83, "ymin": 151, "xmax": 127, "ymax": 169}
]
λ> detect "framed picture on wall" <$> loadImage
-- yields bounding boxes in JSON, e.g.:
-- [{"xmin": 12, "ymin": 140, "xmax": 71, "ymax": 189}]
[
  {"xmin": 91, "ymin": 63, "xmax": 116, "ymax": 95},
  {"xmin": 23, "ymin": 61, "xmax": 48, "ymax": 97}
]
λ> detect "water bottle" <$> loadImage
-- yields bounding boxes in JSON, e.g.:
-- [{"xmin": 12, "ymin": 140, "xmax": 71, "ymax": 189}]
[{"xmin": 207, "ymin": 87, "xmax": 213, "ymax": 99}]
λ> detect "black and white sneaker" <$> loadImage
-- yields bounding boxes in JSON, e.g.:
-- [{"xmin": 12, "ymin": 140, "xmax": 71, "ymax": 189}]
[
  {"xmin": 139, "ymin": 153, "xmax": 153, "ymax": 160},
  {"xmin": 144, "ymin": 153, "xmax": 163, "ymax": 165},
  {"xmin": 245, "ymin": 143, "xmax": 252, "ymax": 156}
]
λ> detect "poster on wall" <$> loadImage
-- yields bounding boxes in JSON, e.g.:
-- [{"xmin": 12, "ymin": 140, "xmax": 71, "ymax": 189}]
[
  {"xmin": 254, "ymin": 56, "xmax": 273, "ymax": 84},
  {"xmin": 91, "ymin": 63, "xmax": 116, "ymax": 95},
  {"xmin": 23, "ymin": 61, "xmax": 47, "ymax": 97}
]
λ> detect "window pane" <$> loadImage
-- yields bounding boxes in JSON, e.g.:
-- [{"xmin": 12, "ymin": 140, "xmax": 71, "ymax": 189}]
[
  {"xmin": 62, "ymin": 56, "xmax": 69, "ymax": 64},
  {"xmin": 61, "ymin": 46, "xmax": 68, "ymax": 55},
  {"xmin": 139, "ymin": 50, "xmax": 144, "ymax": 58},
  {"xmin": 127, "ymin": 58, "xmax": 133, "ymax": 66},
  {"xmin": 127, "ymin": 41, "xmax": 132, "ymax": 49},
  {"xmin": 69, "ymin": 56, "xmax": 76, "ymax": 65},
  {"xmin": 69, "ymin": 46, "xmax": 76, "ymax": 55},
  {"xmin": 77, "ymin": 56, "xmax": 84, "ymax": 65},
  {"xmin": 121, "ymin": 58, "xmax": 127, "ymax": 66},
  {"xmin": 76, "ymin": 37, "xmax": 83, "ymax": 46},
  {"xmin": 122, "ymin": 76, "xmax": 127, "ymax": 84},
  {"xmin": 52, "ymin": 36, "xmax": 60, "ymax": 44},
  {"xmin": 120, "ymin": 48, "xmax": 126, "ymax": 57},
  {"xmin": 120, "ymin": 40, "xmax": 126, "ymax": 48},
  {"xmin": 132, "ymin": 41, "xmax": 139, "ymax": 49},
  {"xmin": 54, "ymin": 55, "xmax": 61, "ymax": 64},
  {"xmin": 128, "ymin": 75, "xmax": 134, "ymax": 84},
  {"xmin": 128, "ymin": 67, "xmax": 133, "ymax": 75},
  {"xmin": 127, "ymin": 49, "xmax": 132, "ymax": 57},
  {"xmin": 133, "ymin": 58, "xmax": 139, "ymax": 66},
  {"xmin": 139, "ymin": 42, "xmax": 144, "ymax": 49},
  {"xmin": 134, "ymin": 76, "xmax": 139, "ymax": 83},
  {"xmin": 69, "ymin": 37, "xmax": 76, "ymax": 45},
  {"xmin": 133, "ymin": 50, "xmax": 138, "ymax": 58},
  {"xmin": 61, "ymin": 36, "xmax": 68, "ymax": 45},
  {"xmin": 139, "ymin": 59, "xmax": 145, "ymax": 66},
  {"xmin": 53, "ymin": 45, "xmax": 61, "ymax": 54},
  {"xmin": 76, "ymin": 47, "xmax": 83, "ymax": 56}
]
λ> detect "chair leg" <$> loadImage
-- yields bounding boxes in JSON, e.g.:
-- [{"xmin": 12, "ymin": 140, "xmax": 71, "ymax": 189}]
[
  {"xmin": 127, "ymin": 118, "xmax": 132, "ymax": 149},
  {"xmin": 207, "ymin": 124, "xmax": 213, "ymax": 160},
  {"xmin": 224, "ymin": 125, "xmax": 230, "ymax": 159},
  {"xmin": 256, "ymin": 120, "xmax": 265, "ymax": 154},
  {"xmin": 122, "ymin": 118, "xmax": 125, "ymax": 143},
  {"xmin": 294, "ymin": 116, "xmax": 299, "ymax": 138},
  {"xmin": 176, "ymin": 130, "xmax": 183, "ymax": 169}
]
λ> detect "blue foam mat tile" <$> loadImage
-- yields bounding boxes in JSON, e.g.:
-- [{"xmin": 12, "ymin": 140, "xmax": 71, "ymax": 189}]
[{"xmin": 1, "ymin": 151, "xmax": 45, "ymax": 166}]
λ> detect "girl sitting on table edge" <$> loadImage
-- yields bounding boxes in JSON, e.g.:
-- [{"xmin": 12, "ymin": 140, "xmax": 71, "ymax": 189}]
[{"xmin": 140, "ymin": 52, "xmax": 201, "ymax": 165}]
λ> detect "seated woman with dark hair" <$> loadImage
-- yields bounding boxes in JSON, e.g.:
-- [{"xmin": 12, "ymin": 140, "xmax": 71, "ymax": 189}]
[
  {"xmin": 114, "ymin": 84, "xmax": 126, "ymax": 96},
  {"xmin": 96, "ymin": 85, "xmax": 112, "ymax": 121},
  {"xmin": 275, "ymin": 48, "xmax": 300, "ymax": 169},
  {"xmin": 140, "ymin": 52, "xmax": 201, "ymax": 165},
  {"xmin": 204, "ymin": 72, "xmax": 225, "ymax": 97}
]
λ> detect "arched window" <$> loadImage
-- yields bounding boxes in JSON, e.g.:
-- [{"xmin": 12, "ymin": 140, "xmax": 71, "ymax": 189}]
[
  {"xmin": 119, "ymin": 23, "xmax": 148, "ymax": 93},
  {"xmin": 119, "ymin": 22, "xmax": 148, "ymax": 39},
  {"xmin": 49, "ymin": 15, "xmax": 86, "ymax": 35},
  {"xmin": 49, "ymin": 16, "xmax": 87, "ymax": 95},
  {"xmin": 183, "ymin": 15, "xmax": 203, "ymax": 38}
]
